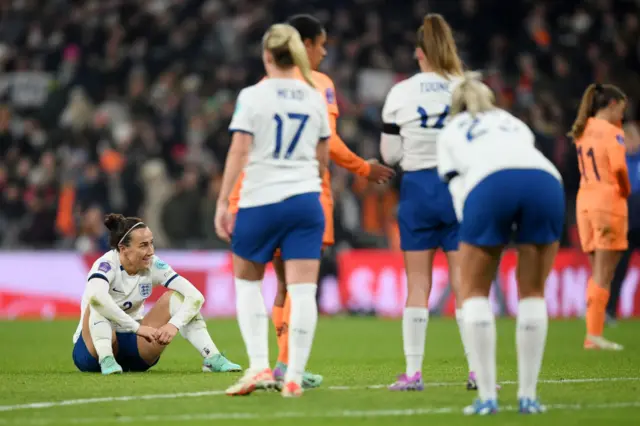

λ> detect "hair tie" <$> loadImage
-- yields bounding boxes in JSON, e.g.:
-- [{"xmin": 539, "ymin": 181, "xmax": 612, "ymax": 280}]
[{"xmin": 118, "ymin": 222, "xmax": 145, "ymax": 246}]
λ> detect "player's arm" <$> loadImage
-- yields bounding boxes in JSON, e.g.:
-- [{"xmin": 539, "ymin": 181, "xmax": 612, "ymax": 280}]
[
  {"xmin": 152, "ymin": 258, "xmax": 204, "ymax": 331},
  {"xmin": 85, "ymin": 263, "xmax": 141, "ymax": 333},
  {"xmin": 317, "ymin": 100, "xmax": 331, "ymax": 177},
  {"xmin": 380, "ymin": 88, "xmax": 403, "ymax": 166},
  {"xmin": 609, "ymin": 133, "xmax": 631, "ymax": 198},
  {"xmin": 218, "ymin": 90, "xmax": 253, "ymax": 209},
  {"xmin": 324, "ymin": 80, "xmax": 394, "ymax": 183}
]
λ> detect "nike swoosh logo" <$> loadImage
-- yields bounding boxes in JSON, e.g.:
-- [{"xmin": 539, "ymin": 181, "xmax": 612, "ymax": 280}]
[
  {"xmin": 93, "ymin": 321, "xmax": 106, "ymax": 326},
  {"xmin": 112, "ymin": 288, "xmax": 124, "ymax": 294}
]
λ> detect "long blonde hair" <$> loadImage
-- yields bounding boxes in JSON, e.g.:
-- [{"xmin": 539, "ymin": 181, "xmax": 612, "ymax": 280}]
[
  {"xmin": 417, "ymin": 14, "xmax": 464, "ymax": 78},
  {"xmin": 263, "ymin": 24, "xmax": 314, "ymax": 88},
  {"xmin": 568, "ymin": 83, "xmax": 626, "ymax": 140},
  {"xmin": 450, "ymin": 71, "xmax": 495, "ymax": 117}
]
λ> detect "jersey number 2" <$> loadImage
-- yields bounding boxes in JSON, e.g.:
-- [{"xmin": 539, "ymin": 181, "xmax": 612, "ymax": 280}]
[
  {"xmin": 417, "ymin": 106, "xmax": 449, "ymax": 129},
  {"xmin": 577, "ymin": 146, "xmax": 601, "ymax": 181},
  {"xmin": 273, "ymin": 113, "xmax": 310, "ymax": 159}
]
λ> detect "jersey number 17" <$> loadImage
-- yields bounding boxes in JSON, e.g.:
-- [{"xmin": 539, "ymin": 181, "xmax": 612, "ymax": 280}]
[{"xmin": 273, "ymin": 113, "xmax": 310, "ymax": 159}]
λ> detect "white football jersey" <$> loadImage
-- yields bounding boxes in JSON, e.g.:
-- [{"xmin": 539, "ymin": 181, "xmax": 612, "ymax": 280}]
[
  {"xmin": 72, "ymin": 251, "xmax": 178, "ymax": 342},
  {"xmin": 437, "ymin": 109, "xmax": 562, "ymax": 219},
  {"xmin": 229, "ymin": 78, "xmax": 331, "ymax": 208},
  {"xmin": 382, "ymin": 72, "xmax": 462, "ymax": 171}
]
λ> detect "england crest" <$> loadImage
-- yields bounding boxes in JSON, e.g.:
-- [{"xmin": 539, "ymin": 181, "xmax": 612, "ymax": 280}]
[{"xmin": 139, "ymin": 282, "xmax": 152, "ymax": 298}]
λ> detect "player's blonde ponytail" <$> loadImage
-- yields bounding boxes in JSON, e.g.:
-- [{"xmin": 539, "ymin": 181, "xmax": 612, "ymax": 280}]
[
  {"xmin": 418, "ymin": 14, "xmax": 464, "ymax": 78},
  {"xmin": 568, "ymin": 83, "xmax": 626, "ymax": 140},
  {"xmin": 450, "ymin": 71, "xmax": 495, "ymax": 117},
  {"xmin": 263, "ymin": 24, "xmax": 315, "ymax": 88}
]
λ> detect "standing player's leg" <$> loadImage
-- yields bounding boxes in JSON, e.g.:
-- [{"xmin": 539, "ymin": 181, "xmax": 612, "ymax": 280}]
[
  {"xmin": 272, "ymin": 255, "xmax": 289, "ymax": 379},
  {"xmin": 513, "ymin": 169, "xmax": 564, "ymax": 414},
  {"xmin": 606, "ymin": 245, "xmax": 632, "ymax": 322},
  {"xmin": 584, "ymin": 212, "xmax": 626, "ymax": 350},
  {"xmin": 389, "ymin": 170, "xmax": 441, "ymax": 391},
  {"xmin": 279, "ymin": 193, "xmax": 325, "ymax": 397},
  {"xmin": 73, "ymin": 305, "xmax": 120, "ymax": 374},
  {"xmin": 460, "ymin": 243, "xmax": 503, "ymax": 415},
  {"xmin": 514, "ymin": 242, "xmax": 558, "ymax": 413}
]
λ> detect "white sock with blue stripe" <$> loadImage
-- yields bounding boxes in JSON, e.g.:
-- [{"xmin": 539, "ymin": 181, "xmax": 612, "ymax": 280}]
[
  {"xmin": 463, "ymin": 297, "xmax": 497, "ymax": 401},
  {"xmin": 88, "ymin": 307, "xmax": 114, "ymax": 362},
  {"xmin": 286, "ymin": 283, "xmax": 318, "ymax": 385},
  {"xmin": 169, "ymin": 292, "xmax": 219, "ymax": 358},
  {"xmin": 235, "ymin": 278, "xmax": 269, "ymax": 371}
]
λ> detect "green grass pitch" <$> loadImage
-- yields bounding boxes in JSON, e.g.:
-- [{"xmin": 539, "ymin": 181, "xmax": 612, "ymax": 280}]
[{"xmin": 0, "ymin": 317, "xmax": 639, "ymax": 425}]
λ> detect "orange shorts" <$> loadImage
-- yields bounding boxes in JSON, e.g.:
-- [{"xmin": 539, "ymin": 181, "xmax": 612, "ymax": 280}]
[{"xmin": 576, "ymin": 209, "xmax": 628, "ymax": 253}]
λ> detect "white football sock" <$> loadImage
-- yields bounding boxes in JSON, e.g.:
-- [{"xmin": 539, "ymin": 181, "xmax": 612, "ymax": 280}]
[
  {"xmin": 517, "ymin": 297, "xmax": 548, "ymax": 400},
  {"xmin": 463, "ymin": 297, "xmax": 497, "ymax": 401},
  {"xmin": 403, "ymin": 307, "xmax": 428, "ymax": 377},
  {"xmin": 170, "ymin": 292, "xmax": 219, "ymax": 358},
  {"xmin": 285, "ymin": 283, "xmax": 318, "ymax": 385},
  {"xmin": 235, "ymin": 278, "xmax": 269, "ymax": 370},
  {"xmin": 89, "ymin": 308, "xmax": 114, "ymax": 362},
  {"xmin": 456, "ymin": 308, "xmax": 474, "ymax": 372}
]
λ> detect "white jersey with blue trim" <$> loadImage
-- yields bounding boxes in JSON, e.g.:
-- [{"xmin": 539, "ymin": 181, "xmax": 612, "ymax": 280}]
[
  {"xmin": 229, "ymin": 78, "xmax": 331, "ymax": 208},
  {"xmin": 381, "ymin": 72, "xmax": 462, "ymax": 171},
  {"xmin": 436, "ymin": 108, "xmax": 562, "ymax": 220},
  {"xmin": 72, "ymin": 251, "xmax": 178, "ymax": 342}
]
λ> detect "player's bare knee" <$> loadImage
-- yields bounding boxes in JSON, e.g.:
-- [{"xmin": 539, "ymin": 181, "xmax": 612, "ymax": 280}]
[{"xmin": 285, "ymin": 259, "xmax": 319, "ymax": 285}]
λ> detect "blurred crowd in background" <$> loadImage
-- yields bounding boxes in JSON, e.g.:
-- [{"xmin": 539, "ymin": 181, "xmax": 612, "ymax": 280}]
[{"xmin": 1, "ymin": 0, "xmax": 640, "ymax": 255}]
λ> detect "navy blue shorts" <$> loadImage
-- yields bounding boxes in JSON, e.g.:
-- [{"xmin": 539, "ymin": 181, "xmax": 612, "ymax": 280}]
[
  {"xmin": 72, "ymin": 332, "xmax": 158, "ymax": 373},
  {"xmin": 398, "ymin": 168, "xmax": 459, "ymax": 252},
  {"xmin": 460, "ymin": 169, "xmax": 565, "ymax": 246},
  {"xmin": 232, "ymin": 192, "xmax": 325, "ymax": 263}
]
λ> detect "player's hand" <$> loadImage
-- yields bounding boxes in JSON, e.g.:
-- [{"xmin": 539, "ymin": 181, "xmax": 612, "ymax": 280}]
[
  {"xmin": 136, "ymin": 325, "xmax": 158, "ymax": 343},
  {"xmin": 366, "ymin": 159, "xmax": 395, "ymax": 184},
  {"xmin": 214, "ymin": 201, "xmax": 234, "ymax": 242},
  {"xmin": 156, "ymin": 323, "xmax": 179, "ymax": 345}
]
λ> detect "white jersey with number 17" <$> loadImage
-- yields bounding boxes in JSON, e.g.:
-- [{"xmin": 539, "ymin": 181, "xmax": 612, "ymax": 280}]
[
  {"xmin": 382, "ymin": 72, "xmax": 462, "ymax": 171},
  {"xmin": 229, "ymin": 78, "xmax": 331, "ymax": 208}
]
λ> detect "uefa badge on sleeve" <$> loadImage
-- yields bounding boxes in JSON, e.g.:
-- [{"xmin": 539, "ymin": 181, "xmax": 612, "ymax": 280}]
[
  {"xmin": 154, "ymin": 259, "xmax": 169, "ymax": 270},
  {"xmin": 139, "ymin": 282, "xmax": 152, "ymax": 299},
  {"xmin": 98, "ymin": 262, "xmax": 112, "ymax": 274}
]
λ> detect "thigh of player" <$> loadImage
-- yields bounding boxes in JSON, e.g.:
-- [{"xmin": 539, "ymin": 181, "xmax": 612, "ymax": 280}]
[{"xmin": 279, "ymin": 193, "xmax": 325, "ymax": 284}]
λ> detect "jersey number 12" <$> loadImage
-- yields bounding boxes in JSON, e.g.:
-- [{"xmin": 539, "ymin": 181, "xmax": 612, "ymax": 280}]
[{"xmin": 273, "ymin": 113, "xmax": 309, "ymax": 159}]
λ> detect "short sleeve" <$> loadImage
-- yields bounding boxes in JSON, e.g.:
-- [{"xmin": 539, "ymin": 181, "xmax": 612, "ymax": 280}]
[
  {"xmin": 382, "ymin": 86, "xmax": 400, "ymax": 135},
  {"xmin": 436, "ymin": 125, "xmax": 458, "ymax": 181},
  {"xmin": 318, "ymin": 93, "xmax": 332, "ymax": 140},
  {"xmin": 150, "ymin": 256, "xmax": 179, "ymax": 287},
  {"xmin": 608, "ymin": 130, "xmax": 628, "ymax": 172},
  {"xmin": 88, "ymin": 259, "xmax": 116, "ymax": 284},
  {"xmin": 321, "ymin": 76, "xmax": 339, "ymax": 117},
  {"xmin": 229, "ymin": 89, "xmax": 254, "ymax": 135}
]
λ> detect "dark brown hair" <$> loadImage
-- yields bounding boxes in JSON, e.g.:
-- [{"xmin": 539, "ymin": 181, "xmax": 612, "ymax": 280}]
[
  {"xmin": 104, "ymin": 213, "xmax": 147, "ymax": 250},
  {"xmin": 568, "ymin": 83, "xmax": 627, "ymax": 140},
  {"xmin": 416, "ymin": 14, "xmax": 463, "ymax": 78}
]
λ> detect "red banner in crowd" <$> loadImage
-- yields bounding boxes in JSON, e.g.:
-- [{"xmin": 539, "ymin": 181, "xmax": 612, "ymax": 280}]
[
  {"xmin": 1, "ymin": 249, "xmax": 639, "ymax": 319},
  {"xmin": 336, "ymin": 249, "xmax": 640, "ymax": 318}
]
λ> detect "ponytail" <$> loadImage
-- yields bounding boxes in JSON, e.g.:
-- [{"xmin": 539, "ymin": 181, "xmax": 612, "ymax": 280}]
[
  {"xmin": 450, "ymin": 71, "xmax": 495, "ymax": 117},
  {"xmin": 287, "ymin": 32, "xmax": 315, "ymax": 88},
  {"xmin": 263, "ymin": 24, "xmax": 315, "ymax": 88},
  {"xmin": 418, "ymin": 14, "xmax": 464, "ymax": 78},
  {"xmin": 568, "ymin": 84, "xmax": 597, "ymax": 140},
  {"xmin": 568, "ymin": 83, "xmax": 627, "ymax": 140}
]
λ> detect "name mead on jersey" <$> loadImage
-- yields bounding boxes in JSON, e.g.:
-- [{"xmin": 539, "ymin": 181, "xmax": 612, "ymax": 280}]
[{"xmin": 277, "ymin": 88, "xmax": 305, "ymax": 100}]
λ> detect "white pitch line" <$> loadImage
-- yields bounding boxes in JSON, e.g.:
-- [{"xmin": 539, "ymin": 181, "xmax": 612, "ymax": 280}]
[
  {"xmin": 1, "ymin": 377, "xmax": 639, "ymax": 413},
  {"xmin": 2, "ymin": 401, "xmax": 640, "ymax": 425}
]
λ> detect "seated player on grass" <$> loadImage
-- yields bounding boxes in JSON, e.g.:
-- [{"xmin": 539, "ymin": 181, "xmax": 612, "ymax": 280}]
[{"xmin": 72, "ymin": 213, "xmax": 242, "ymax": 375}]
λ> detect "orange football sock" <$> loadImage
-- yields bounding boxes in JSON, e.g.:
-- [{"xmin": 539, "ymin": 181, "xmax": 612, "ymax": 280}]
[
  {"xmin": 277, "ymin": 295, "xmax": 291, "ymax": 364},
  {"xmin": 272, "ymin": 305, "xmax": 284, "ymax": 339},
  {"xmin": 586, "ymin": 278, "xmax": 610, "ymax": 337}
]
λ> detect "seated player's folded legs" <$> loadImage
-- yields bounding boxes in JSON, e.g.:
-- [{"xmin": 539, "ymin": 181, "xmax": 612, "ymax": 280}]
[{"xmin": 74, "ymin": 304, "xmax": 118, "ymax": 373}]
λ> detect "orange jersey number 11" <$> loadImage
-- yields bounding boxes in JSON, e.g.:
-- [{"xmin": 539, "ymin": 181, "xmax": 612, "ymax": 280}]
[{"xmin": 577, "ymin": 146, "xmax": 601, "ymax": 181}]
